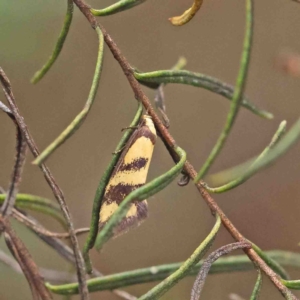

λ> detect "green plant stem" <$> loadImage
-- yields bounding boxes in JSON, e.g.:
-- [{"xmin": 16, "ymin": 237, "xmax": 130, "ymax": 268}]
[
  {"xmin": 205, "ymin": 120, "xmax": 287, "ymax": 193},
  {"xmin": 205, "ymin": 118, "xmax": 300, "ymax": 193},
  {"xmin": 46, "ymin": 250, "xmax": 300, "ymax": 295},
  {"xmin": 83, "ymin": 102, "xmax": 143, "ymax": 274},
  {"xmin": 91, "ymin": 0, "xmax": 146, "ymax": 16},
  {"xmin": 251, "ymin": 242, "xmax": 289, "ymax": 280},
  {"xmin": 250, "ymin": 270, "xmax": 262, "ymax": 300},
  {"xmin": 95, "ymin": 146, "xmax": 187, "ymax": 251},
  {"xmin": 282, "ymin": 279, "xmax": 300, "ymax": 290},
  {"xmin": 0, "ymin": 193, "xmax": 65, "ymax": 227},
  {"xmin": 31, "ymin": 0, "xmax": 74, "ymax": 84},
  {"xmin": 194, "ymin": 0, "xmax": 254, "ymax": 181},
  {"xmin": 134, "ymin": 70, "xmax": 272, "ymax": 120},
  {"xmin": 32, "ymin": 26, "xmax": 104, "ymax": 165},
  {"xmin": 138, "ymin": 214, "xmax": 221, "ymax": 300}
]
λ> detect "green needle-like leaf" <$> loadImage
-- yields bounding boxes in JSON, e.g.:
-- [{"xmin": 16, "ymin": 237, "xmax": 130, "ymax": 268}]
[
  {"xmin": 206, "ymin": 121, "xmax": 287, "ymax": 193},
  {"xmin": 195, "ymin": 0, "xmax": 254, "ymax": 181},
  {"xmin": 205, "ymin": 118, "xmax": 300, "ymax": 194},
  {"xmin": 32, "ymin": 27, "xmax": 104, "ymax": 165},
  {"xmin": 282, "ymin": 279, "xmax": 300, "ymax": 290},
  {"xmin": 249, "ymin": 270, "xmax": 262, "ymax": 300},
  {"xmin": 0, "ymin": 193, "xmax": 65, "ymax": 227},
  {"xmin": 46, "ymin": 250, "xmax": 300, "ymax": 295},
  {"xmin": 31, "ymin": 0, "xmax": 74, "ymax": 84},
  {"xmin": 91, "ymin": 0, "xmax": 146, "ymax": 16},
  {"xmin": 138, "ymin": 215, "xmax": 221, "ymax": 300},
  {"xmin": 134, "ymin": 70, "xmax": 272, "ymax": 120}
]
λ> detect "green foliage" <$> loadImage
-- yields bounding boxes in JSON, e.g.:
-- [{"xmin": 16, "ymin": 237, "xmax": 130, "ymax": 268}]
[{"xmin": 1, "ymin": 1, "xmax": 300, "ymax": 300}]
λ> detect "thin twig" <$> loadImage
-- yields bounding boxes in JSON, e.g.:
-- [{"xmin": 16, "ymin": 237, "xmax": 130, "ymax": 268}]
[
  {"xmin": 12, "ymin": 209, "xmax": 89, "ymax": 238},
  {"xmin": 0, "ymin": 67, "xmax": 89, "ymax": 299},
  {"xmin": 0, "ymin": 96, "xmax": 27, "ymax": 217},
  {"xmin": 0, "ymin": 249, "xmax": 78, "ymax": 283},
  {"xmin": 0, "ymin": 249, "xmax": 22, "ymax": 273},
  {"xmin": 190, "ymin": 242, "xmax": 251, "ymax": 300},
  {"xmin": 18, "ymin": 212, "xmax": 137, "ymax": 300},
  {"xmin": 0, "ymin": 216, "xmax": 52, "ymax": 300},
  {"xmin": 4, "ymin": 233, "xmax": 40, "ymax": 300}
]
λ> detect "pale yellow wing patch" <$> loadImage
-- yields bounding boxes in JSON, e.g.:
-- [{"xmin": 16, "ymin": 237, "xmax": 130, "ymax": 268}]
[
  {"xmin": 123, "ymin": 136, "xmax": 154, "ymax": 165},
  {"xmin": 107, "ymin": 137, "xmax": 154, "ymax": 187}
]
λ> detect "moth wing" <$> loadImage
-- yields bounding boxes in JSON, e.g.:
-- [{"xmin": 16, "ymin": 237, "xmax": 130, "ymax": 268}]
[{"xmin": 99, "ymin": 116, "xmax": 156, "ymax": 236}]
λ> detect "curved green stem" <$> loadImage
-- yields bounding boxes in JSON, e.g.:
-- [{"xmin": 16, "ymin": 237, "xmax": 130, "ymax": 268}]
[
  {"xmin": 0, "ymin": 193, "xmax": 65, "ymax": 227},
  {"xmin": 31, "ymin": 0, "xmax": 74, "ymax": 84},
  {"xmin": 195, "ymin": 0, "xmax": 254, "ymax": 181},
  {"xmin": 250, "ymin": 270, "xmax": 262, "ymax": 300},
  {"xmin": 134, "ymin": 70, "xmax": 272, "ymax": 120},
  {"xmin": 138, "ymin": 214, "xmax": 221, "ymax": 300},
  {"xmin": 46, "ymin": 250, "xmax": 300, "ymax": 295},
  {"xmin": 95, "ymin": 146, "xmax": 187, "ymax": 251},
  {"xmin": 205, "ymin": 117, "xmax": 300, "ymax": 194},
  {"xmin": 282, "ymin": 279, "xmax": 300, "ymax": 290},
  {"xmin": 206, "ymin": 120, "xmax": 287, "ymax": 193},
  {"xmin": 250, "ymin": 243, "xmax": 289, "ymax": 280},
  {"xmin": 32, "ymin": 27, "xmax": 104, "ymax": 165},
  {"xmin": 83, "ymin": 102, "xmax": 143, "ymax": 274},
  {"xmin": 91, "ymin": 0, "xmax": 146, "ymax": 16}
]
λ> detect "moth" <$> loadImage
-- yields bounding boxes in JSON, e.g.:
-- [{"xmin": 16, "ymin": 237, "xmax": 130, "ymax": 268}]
[{"xmin": 99, "ymin": 115, "xmax": 157, "ymax": 236}]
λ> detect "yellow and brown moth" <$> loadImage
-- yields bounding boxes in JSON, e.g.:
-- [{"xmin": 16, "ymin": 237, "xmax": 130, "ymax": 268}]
[{"xmin": 99, "ymin": 115, "xmax": 157, "ymax": 236}]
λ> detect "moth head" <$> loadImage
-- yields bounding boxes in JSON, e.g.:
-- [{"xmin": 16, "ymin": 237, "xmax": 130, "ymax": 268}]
[{"xmin": 142, "ymin": 115, "xmax": 156, "ymax": 135}]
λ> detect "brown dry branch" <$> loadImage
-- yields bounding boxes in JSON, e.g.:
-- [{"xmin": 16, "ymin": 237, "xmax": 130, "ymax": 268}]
[
  {"xmin": 0, "ymin": 94, "xmax": 27, "ymax": 218},
  {"xmin": 0, "ymin": 67, "xmax": 89, "ymax": 299},
  {"xmin": 12, "ymin": 210, "xmax": 137, "ymax": 300},
  {"xmin": 0, "ymin": 215, "xmax": 52, "ymax": 300},
  {"xmin": 0, "ymin": 250, "xmax": 79, "ymax": 283},
  {"xmin": 12, "ymin": 209, "xmax": 89, "ymax": 239}
]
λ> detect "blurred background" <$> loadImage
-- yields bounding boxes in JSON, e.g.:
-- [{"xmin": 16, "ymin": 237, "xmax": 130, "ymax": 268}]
[{"xmin": 1, "ymin": 0, "xmax": 300, "ymax": 299}]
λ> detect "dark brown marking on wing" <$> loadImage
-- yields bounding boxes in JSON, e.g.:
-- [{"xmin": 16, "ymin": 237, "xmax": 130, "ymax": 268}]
[
  {"xmin": 104, "ymin": 183, "xmax": 143, "ymax": 204},
  {"xmin": 134, "ymin": 126, "xmax": 156, "ymax": 145},
  {"xmin": 119, "ymin": 157, "xmax": 149, "ymax": 172},
  {"xmin": 98, "ymin": 116, "xmax": 156, "ymax": 237},
  {"xmin": 108, "ymin": 122, "xmax": 156, "ymax": 181}
]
